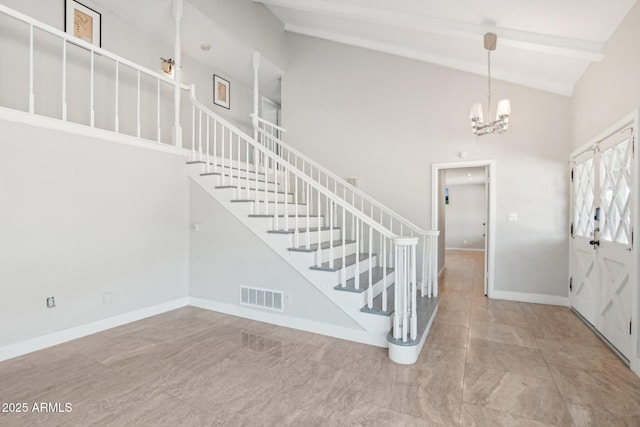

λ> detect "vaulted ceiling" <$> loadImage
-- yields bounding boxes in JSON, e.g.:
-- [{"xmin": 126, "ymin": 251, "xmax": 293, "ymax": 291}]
[{"xmin": 255, "ymin": 0, "xmax": 637, "ymax": 96}]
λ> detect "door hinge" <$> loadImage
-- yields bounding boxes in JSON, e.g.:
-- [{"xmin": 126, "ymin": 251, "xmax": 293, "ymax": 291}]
[
  {"xmin": 570, "ymin": 222, "xmax": 574, "ymax": 238},
  {"xmin": 630, "ymin": 320, "xmax": 632, "ymax": 335},
  {"xmin": 570, "ymin": 168, "xmax": 574, "ymax": 182},
  {"xmin": 569, "ymin": 277, "xmax": 573, "ymax": 292}
]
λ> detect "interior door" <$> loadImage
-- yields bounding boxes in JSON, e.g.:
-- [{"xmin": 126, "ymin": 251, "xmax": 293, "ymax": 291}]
[
  {"xmin": 570, "ymin": 127, "xmax": 635, "ymax": 361},
  {"xmin": 596, "ymin": 134, "xmax": 634, "ymax": 359}
]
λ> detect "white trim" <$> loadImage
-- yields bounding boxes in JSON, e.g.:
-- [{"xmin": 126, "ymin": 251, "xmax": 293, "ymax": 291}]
[
  {"xmin": 189, "ymin": 297, "xmax": 388, "ymax": 348},
  {"xmin": 283, "ymin": 24, "xmax": 574, "ymax": 97},
  {"xmin": 490, "ymin": 290, "xmax": 569, "ymax": 307},
  {"xmin": 0, "ymin": 107, "xmax": 189, "ymax": 158},
  {"xmin": 0, "ymin": 298, "xmax": 189, "ymax": 362},
  {"xmin": 445, "ymin": 247, "xmax": 485, "ymax": 252},
  {"xmin": 256, "ymin": 0, "xmax": 604, "ymax": 61},
  {"xmin": 432, "ymin": 160, "xmax": 496, "ymax": 299}
]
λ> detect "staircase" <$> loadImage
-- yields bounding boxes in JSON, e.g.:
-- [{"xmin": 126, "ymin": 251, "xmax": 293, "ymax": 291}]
[
  {"xmin": 186, "ymin": 88, "xmax": 440, "ymax": 363},
  {"xmin": 0, "ymin": 3, "xmax": 439, "ymax": 364}
]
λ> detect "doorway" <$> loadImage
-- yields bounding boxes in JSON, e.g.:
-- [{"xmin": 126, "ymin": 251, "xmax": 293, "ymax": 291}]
[{"xmin": 431, "ymin": 160, "xmax": 496, "ymax": 297}]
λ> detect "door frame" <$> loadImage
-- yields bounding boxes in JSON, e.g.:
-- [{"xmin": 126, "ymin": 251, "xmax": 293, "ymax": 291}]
[
  {"xmin": 570, "ymin": 109, "xmax": 639, "ymax": 377},
  {"xmin": 431, "ymin": 159, "xmax": 497, "ymax": 298}
]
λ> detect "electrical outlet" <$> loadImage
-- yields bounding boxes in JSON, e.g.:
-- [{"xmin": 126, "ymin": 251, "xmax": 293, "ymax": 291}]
[{"xmin": 46, "ymin": 297, "xmax": 55, "ymax": 308}]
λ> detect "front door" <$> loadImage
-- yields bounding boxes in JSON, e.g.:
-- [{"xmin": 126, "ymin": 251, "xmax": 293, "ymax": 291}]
[{"xmin": 570, "ymin": 127, "xmax": 635, "ymax": 361}]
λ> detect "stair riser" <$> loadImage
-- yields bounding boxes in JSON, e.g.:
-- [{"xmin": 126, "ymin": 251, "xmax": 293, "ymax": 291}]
[
  {"xmin": 242, "ymin": 191, "xmax": 295, "ymax": 204},
  {"xmin": 202, "ymin": 175, "xmax": 280, "ymax": 192},
  {"xmin": 292, "ymin": 240, "xmax": 357, "ymax": 259},
  {"xmin": 249, "ymin": 216, "xmax": 322, "ymax": 230},
  {"xmin": 250, "ymin": 203, "xmax": 310, "ymax": 216},
  {"xmin": 292, "ymin": 228, "xmax": 341, "ymax": 246},
  {"xmin": 311, "ymin": 254, "xmax": 378, "ymax": 281}
]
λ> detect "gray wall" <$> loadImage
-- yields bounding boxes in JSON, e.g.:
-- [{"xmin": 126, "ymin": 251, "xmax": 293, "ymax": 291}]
[
  {"xmin": 572, "ymin": 1, "xmax": 640, "ymax": 148},
  {"xmin": 189, "ymin": 181, "xmax": 361, "ymax": 329},
  {"xmin": 445, "ymin": 184, "xmax": 486, "ymax": 250},
  {"xmin": 282, "ymin": 34, "xmax": 572, "ymax": 298},
  {"xmin": 0, "ymin": 119, "xmax": 189, "ymax": 346}
]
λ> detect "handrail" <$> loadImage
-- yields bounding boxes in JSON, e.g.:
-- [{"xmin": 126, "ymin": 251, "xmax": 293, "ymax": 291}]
[
  {"xmin": 254, "ymin": 126, "xmax": 437, "ymax": 237},
  {"xmin": 0, "ymin": 4, "xmax": 189, "ymax": 91},
  {"xmin": 190, "ymin": 85, "xmax": 398, "ymax": 240},
  {"xmin": 251, "ymin": 113, "xmax": 287, "ymax": 133}
]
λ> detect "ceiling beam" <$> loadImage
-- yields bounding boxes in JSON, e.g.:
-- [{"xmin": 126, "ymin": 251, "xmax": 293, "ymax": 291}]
[
  {"xmin": 255, "ymin": 0, "xmax": 606, "ymax": 61},
  {"xmin": 284, "ymin": 24, "xmax": 575, "ymax": 96}
]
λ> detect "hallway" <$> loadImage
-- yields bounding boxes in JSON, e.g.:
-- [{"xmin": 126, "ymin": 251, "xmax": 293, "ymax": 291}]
[{"xmin": 1, "ymin": 251, "xmax": 640, "ymax": 426}]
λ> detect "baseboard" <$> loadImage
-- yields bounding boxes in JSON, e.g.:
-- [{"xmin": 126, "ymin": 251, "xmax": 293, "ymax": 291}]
[
  {"xmin": 189, "ymin": 297, "xmax": 388, "ymax": 348},
  {"xmin": 0, "ymin": 298, "xmax": 189, "ymax": 362},
  {"xmin": 490, "ymin": 290, "xmax": 569, "ymax": 307},
  {"xmin": 445, "ymin": 247, "xmax": 485, "ymax": 252}
]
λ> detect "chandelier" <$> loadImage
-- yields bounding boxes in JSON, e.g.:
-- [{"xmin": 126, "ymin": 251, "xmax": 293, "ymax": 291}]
[{"xmin": 470, "ymin": 32, "xmax": 510, "ymax": 136}]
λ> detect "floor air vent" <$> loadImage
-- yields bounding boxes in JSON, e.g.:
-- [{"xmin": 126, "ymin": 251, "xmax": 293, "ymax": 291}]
[{"xmin": 241, "ymin": 286, "xmax": 284, "ymax": 312}]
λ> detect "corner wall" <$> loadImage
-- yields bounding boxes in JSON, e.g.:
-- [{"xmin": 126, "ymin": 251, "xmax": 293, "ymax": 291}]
[
  {"xmin": 282, "ymin": 34, "xmax": 572, "ymax": 299},
  {"xmin": 0, "ymin": 119, "xmax": 189, "ymax": 347}
]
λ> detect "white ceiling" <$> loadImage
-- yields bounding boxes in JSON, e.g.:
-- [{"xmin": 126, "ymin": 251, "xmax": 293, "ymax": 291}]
[{"xmin": 254, "ymin": 0, "xmax": 637, "ymax": 96}]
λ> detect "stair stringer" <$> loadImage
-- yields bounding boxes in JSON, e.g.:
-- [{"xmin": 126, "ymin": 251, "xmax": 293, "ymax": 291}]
[{"xmin": 188, "ymin": 165, "xmax": 392, "ymax": 346}]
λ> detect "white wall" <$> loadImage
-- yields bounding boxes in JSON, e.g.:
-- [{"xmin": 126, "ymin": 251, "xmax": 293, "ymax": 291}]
[
  {"xmin": 0, "ymin": 119, "xmax": 189, "ymax": 347},
  {"xmin": 445, "ymin": 184, "xmax": 486, "ymax": 250},
  {"xmin": 282, "ymin": 34, "xmax": 572, "ymax": 298},
  {"xmin": 572, "ymin": 1, "xmax": 640, "ymax": 148},
  {"xmin": 188, "ymin": 182, "xmax": 362, "ymax": 329}
]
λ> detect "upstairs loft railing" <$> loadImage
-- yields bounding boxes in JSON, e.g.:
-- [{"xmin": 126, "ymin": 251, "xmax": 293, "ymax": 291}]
[
  {"xmin": 0, "ymin": 4, "xmax": 190, "ymax": 146},
  {"xmin": 251, "ymin": 115, "xmax": 440, "ymax": 298},
  {"xmin": 0, "ymin": 4, "xmax": 438, "ymax": 344}
]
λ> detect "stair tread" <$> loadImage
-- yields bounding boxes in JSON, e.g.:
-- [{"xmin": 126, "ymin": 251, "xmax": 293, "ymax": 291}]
[
  {"xmin": 289, "ymin": 239, "xmax": 356, "ymax": 252},
  {"xmin": 188, "ymin": 161, "xmax": 268, "ymax": 177},
  {"xmin": 361, "ymin": 283, "xmax": 395, "ymax": 316},
  {"xmin": 310, "ymin": 252, "xmax": 376, "ymax": 272},
  {"xmin": 334, "ymin": 266, "xmax": 393, "ymax": 292},
  {"xmin": 249, "ymin": 214, "xmax": 321, "ymax": 218},
  {"xmin": 230, "ymin": 200, "xmax": 307, "ymax": 206},
  {"xmin": 268, "ymin": 226, "xmax": 338, "ymax": 235},
  {"xmin": 200, "ymin": 172, "xmax": 276, "ymax": 184},
  {"xmin": 215, "ymin": 186, "xmax": 293, "ymax": 196}
]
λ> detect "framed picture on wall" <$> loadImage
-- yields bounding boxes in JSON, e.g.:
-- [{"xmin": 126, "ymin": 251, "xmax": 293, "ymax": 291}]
[
  {"xmin": 65, "ymin": 0, "xmax": 102, "ymax": 47},
  {"xmin": 213, "ymin": 75, "xmax": 230, "ymax": 109}
]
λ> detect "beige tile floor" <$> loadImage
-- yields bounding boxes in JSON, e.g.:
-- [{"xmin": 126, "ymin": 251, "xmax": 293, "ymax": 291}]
[{"xmin": 1, "ymin": 250, "xmax": 640, "ymax": 426}]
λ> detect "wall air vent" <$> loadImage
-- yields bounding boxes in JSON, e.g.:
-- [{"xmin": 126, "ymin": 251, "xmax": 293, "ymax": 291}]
[{"xmin": 240, "ymin": 286, "xmax": 284, "ymax": 312}]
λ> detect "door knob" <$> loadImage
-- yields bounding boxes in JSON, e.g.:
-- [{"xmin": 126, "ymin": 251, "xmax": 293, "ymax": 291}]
[{"xmin": 589, "ymin": 240, "xmax": 600, "ymax": 247}]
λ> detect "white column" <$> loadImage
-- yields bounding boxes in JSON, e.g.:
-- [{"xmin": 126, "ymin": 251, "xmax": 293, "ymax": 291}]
[{"xmin": 172, "ymin": 0, "xmax": 183, "ymax": 148}]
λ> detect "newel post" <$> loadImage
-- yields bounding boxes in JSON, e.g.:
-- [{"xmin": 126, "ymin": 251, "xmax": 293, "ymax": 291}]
[
  {"xmin": 392, "ymin": 237, "xmax": 419, "ymax": 342},
  {"xmin": 172, "ymin": 0, "xmax": 183, "ymax": 149}
]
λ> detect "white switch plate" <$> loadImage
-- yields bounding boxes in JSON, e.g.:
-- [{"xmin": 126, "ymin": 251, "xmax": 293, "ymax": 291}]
[
  {"xmin": 103, "ymin": 292, "xmax": 112, "ymax": 304},
  {"xmin": 508, "ymin": 212, "xmax": 518, "ymax": 221}
]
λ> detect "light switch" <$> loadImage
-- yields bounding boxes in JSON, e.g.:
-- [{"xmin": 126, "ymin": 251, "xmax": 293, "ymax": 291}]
[{"xmin": 507, "ymin": 212, "xmax": 518, "ymax": 221}]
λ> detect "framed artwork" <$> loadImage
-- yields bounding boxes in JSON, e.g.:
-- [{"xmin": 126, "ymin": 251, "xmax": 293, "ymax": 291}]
[
  {"xmin": 213, "ymin": 75, "xmax": 230, "ymax": 109},
  {"xmin": 65, "ymin": 0, "xmax": 102, "ymax": 47}
]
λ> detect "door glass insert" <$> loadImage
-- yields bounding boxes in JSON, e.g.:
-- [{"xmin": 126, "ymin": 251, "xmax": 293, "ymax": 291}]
[
  {"xmin": 599, "ymin": 138, "xmax": 632, "ymax": 244},
  {"xmin": 574, "ymin": 158, "xmax": 595, "ymax": 238}
]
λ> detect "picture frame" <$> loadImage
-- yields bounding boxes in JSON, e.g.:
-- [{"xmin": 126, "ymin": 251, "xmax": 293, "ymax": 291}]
[
  {"xmin": 213, "ymin": 75, "xmax": 230, "ymax": 109},
  {"xmin": 65, "ymin": 0, "xmax": 102, "ymax": 48}
]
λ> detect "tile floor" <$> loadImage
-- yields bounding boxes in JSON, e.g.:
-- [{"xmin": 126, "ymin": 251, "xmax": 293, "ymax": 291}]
[{"xmin": 1, "ymin": 250, "xmax": 640, "ymax": 426}]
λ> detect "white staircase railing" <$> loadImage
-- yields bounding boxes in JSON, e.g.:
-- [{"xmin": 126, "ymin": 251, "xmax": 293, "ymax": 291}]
[
  {"xmin": 251, "ymin": 120, "xmax": 439, "ymax": 298},
  {"xmin": 0, "ymin": 3, "xmax": 438, "ymax": 344},
  {"xmin": 191, "ymin": 86, "xmax": 435, "ymax": 342}
]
